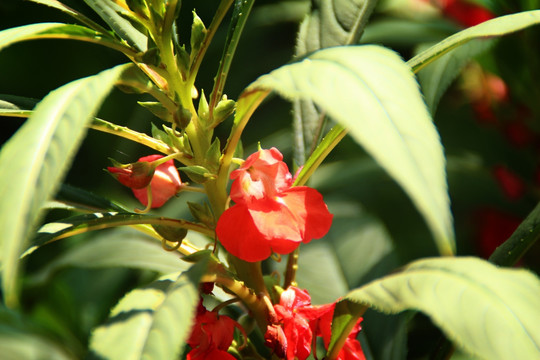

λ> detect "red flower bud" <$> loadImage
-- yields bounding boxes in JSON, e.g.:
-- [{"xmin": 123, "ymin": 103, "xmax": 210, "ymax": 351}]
[
  {"xmin": 108, "ymin": 155, "xmax": 182, "ymax": 208},
  {"xmin": 107, "ymin": 160, "xmax": 155, "ymax": 189}
]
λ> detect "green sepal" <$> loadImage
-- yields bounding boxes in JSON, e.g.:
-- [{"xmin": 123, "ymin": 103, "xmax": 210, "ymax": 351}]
[
  {"xmin": 139, "ymin": 101, "xmax": 171, "ymax": 121},
  {"xmin": 134, "ymin": 47, "xmax": 161, "ymax": 66},
  {"xmin": 182, "ymin": 249, "xmax": 217, "ymax": 264},
  {"xmin": 213, "ymin": 95, "xmax": 236, "ymax": 125},
  {"xmin": 187, "ymin": 201, "xmax": 215, "ymax": 228},
  {"xmin": 205, "ymin": 137, "xmax": 221, "ymax": 174},
  {"xmin": 162, "ymin": 125, "xmax": 193, "ymax": 156},
  {"xmin": 175, "ymin": 106, "xmax": 192, "ymax": 129},
  {"xmin": 198, "ymin": 90, "xmax": 210, "ymax": 126},
  {"xmin": 190, "ymin": 11, "xmax": 207, "ymax": 54},
  {"xmin": 126, "ymin": 0, "xmax": 149, "ymax": 19},
  {"xmin": 176, "ymin": 44, "xmax": 190, "ymax": 75},
  {"xmin": 151, "ymin": 123, "xmax": 174, "ymax": 147},
  {"xmin": 152, "ymin": 224, "xmax": 188, "ymax": 243},
  {"xmin": 179, "ymin": 165, "xmax": 216, "ymax": 184}
]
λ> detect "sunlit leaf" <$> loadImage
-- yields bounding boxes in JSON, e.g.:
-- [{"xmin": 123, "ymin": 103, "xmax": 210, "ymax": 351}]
[
  {"xmin": 408, "ymin": 10, "xmax": 540, "ymax": 73},
  {"xmin": 83, "ymin": 0, "xmax": 148, "ymax": 52},
  {"xmin": 88, "ymin": 259, "xmax": 207, "ymax": 360},
  {"xmin": 0, "ymin": 64, "xmax": 130, "ymax": 307},
  {"xmin": 26, "ymin": 0, "xmax": 109, "ymax": 33},
  {"xmin": 249, "ymin": 45, "xmax": 455, "ymax": 256},
  {"xmin": 0, "ymin": 23, "xmax": 135, "ymax": 56},
  {"xmin": 345, "ymin": 257, "xmax": 540, "ymax": 360}
]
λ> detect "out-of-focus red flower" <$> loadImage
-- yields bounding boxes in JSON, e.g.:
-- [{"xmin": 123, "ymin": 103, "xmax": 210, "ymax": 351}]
[
  {"xmin": 474, "ymin": 208, "xmax": 522, "ymax": 258},
  {"xmin": 433, "ymin": 0, "xmax": 494, "ymax": 27},
  {"xmin": 216, "ymin": 148, "xmax": 333, "ymax": 262},
  {"xmin": 265, "ymin": 287, "xmax": 365, "ymax": 360},
  {"xmin": 492, "ymin": 165, "xmax": 526, "ymax": 201},
  {"xmin": 186, "ymin": 303, "xmax": 237, "ymax": 360},
  {"xmin": 108, "ymin": 154, "xmax": 182, "ymax": 208}
]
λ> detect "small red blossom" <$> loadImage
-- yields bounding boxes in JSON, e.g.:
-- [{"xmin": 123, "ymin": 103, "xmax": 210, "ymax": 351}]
[
  {"xmin": 133, "ymin": 155, "xmax": 182, "ymax": 208},
  {"xmin": 492, "ymin": 165, "xmax": 526, "ymax": 201},
  {"xmin": 186, "ymin": 303, "xmax": 237, "ymax": 360},
  {"xmin": 108, "ymin": 155, "xmax": 182, "ymax": 208},
  {"xmin": 107, "ymin": 160, "xmax": 155, "ymax": 189},
  {"xmin": 265, "ymin": 287, "xmax": 365, "ymax": 360},
  {"xmin": 216, "ymin": 148, "xmax": 333, "ymax": 262},
  {"xmin": 474, "ymin": 208, "xmax": 522, "ymax": 258},
  {"xmin": 433, "ymin": 0, "xmax": 494, "ymax": 27}
]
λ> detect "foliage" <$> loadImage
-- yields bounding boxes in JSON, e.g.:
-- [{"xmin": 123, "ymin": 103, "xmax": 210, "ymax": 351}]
[{"xmin": 0, "ymin": 0, "xmax": 539, "ymax": 359}]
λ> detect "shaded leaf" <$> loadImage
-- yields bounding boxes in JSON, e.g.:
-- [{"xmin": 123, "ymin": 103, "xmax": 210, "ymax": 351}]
[
  {"xmin": 0, "ymin": 64, "xmax": 130, "ymax": 307},
  {"xmin": 345, "ymin": 257, "xmax": 540, "ymax": 360},
  {"xmin": 249, "ymin": 45, "xmax": 455, "ymax": 255},
  {"xmin": 293, "ymin": 0, "xmax": 379, "ymax": 165},
  {"xmin": 28, "ymin": 228, "xmax": 188, "ymax": 286},
  {"xmin": 88, "ymin": 259, "xmax": 208, "ymax": 360},
  {"xmin": 0, "ymin": 23, "xmax": 135, "ymax": 56},
  {"xmin": 408, "ymin": 10, "xmax": 540, "ymax": 73}
]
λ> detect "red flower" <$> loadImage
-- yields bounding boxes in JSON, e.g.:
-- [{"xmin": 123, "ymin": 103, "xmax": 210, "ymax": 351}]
[
  {"xmin": 186, "ymin": 303, "xmax": 237, "ymax": 360},
  {"xmin": 435, "ymin": 0, "xmax": 494, "ymax": 27},
  {"xmin": 216, "ymin": 148, "xmax": 333, "ymax": 262},
  {"xmin": 474, "ymin": 208, "xmax": 522, "ymax": 258},
  {"xmin": 108, "ymin": 154, "xmax": 182, "ymax": 208},
  {"xmin": 492, "ymin": 165, "xmax": 526, "ymax": 201},
  {"xmin": 265, "ymin": 287, "xmax": 365, "ymax": 360},
  {"xmin": 265, "ymin": 287, "xmax": 314, "ymax": 360}
]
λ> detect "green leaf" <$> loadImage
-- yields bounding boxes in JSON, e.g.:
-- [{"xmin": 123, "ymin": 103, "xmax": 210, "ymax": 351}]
[
  {"xmin": 296, "ymin": 0, "xmax": 378, "ymax": 55},
  {"xmin": 26, "ymin": 212, "xmax": 213, "ymax": 258},
  {"xmin": 0, "ymin": 326, "xmax": 74, "ymax": 360},
  {"xmin": 88, "ymin": 259, "xmax": 208, "ymax": 360},
  {"xmin": 293, "ymin": 0, "xmax": 379, "ymax": 164},
  {"xmin": 249, "ymin": 45, "xmax": 455, "ymax": 255},
  {"xmin": 83, "ymin": 0, "xmax": 148, "ymax": 52},
  {"xmin": 55, "ymin": 184, "xmax": 130, "ymax": 213},
  {"xmin": 26, "ymin": 0, "xmax": 110, "ymax": 33},
  {"xmin": 345, "ymin": 257, "xmax": 540, "ymax": 360},
  {"xmin": 417, "ymin": 39, "xmax": 494, "ymax": 114},
  {"xmin": 408, "ymin": 10, "xmax": 540, "ymax": 73},
  {"xmin": 209, "ymin": 0, "xmax": 255, "ymax": 114},
  {"xmin": 28, "ymin": 228, "xmax": 188, "ymax": 286},
  {"xmin": 0, "ymin": 23, "xmax": 135, "ymax": 56},
  {"xmin": 0, "ymin": 64, "xmax": 130, "ymax": 308}
]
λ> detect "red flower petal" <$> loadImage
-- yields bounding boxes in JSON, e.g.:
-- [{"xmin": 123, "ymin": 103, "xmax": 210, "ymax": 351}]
[{"xmin": 131, "ymin": 155, "xmax": 182, "ymax": 208}]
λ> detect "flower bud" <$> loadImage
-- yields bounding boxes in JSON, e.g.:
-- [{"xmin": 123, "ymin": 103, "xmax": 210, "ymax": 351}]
[{"xmin": 107, "ymin": 159, "xmax": 155, "ymax": 189}]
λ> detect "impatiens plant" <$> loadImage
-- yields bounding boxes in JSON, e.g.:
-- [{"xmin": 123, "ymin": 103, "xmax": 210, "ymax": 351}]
[{"xmin": 0, "ymin": 0, "xmax": 540, "ymax": 359}]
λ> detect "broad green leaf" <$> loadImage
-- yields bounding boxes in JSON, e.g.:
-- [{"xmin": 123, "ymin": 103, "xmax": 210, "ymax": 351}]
[
  {"xmin": 26, "ymin": 0, "xmax": 110, "ymax": 33},
  {"xmin": 0, "ymin": 64, "xmax": 130, "ymax": 308},
  {"xmin": 88, "ymin": 259, "xmax": 207, "ymax": 360},
  {"xmin": 294, "ymin": 0, "xmax": 379, "ymax": 165},
  {"xmin": 0, "ymin": 23, "xmax": 135, "ymax": 56},
  {"xmin": 345, "ymin": 257, "xmax": 540, "ymax": 360},
  {"xmin": 417, "ymin": 39, "xmax": 494, "ymax": 113},
  {"xmin": 249, "ymin": 45, "xmax": 455, "ymax": 255},
  {"xmin": 55, "ymin": 184, "xmax": 130, "ymax": 213},
  {"xmin": 296, "ymin": 0, "xmax": 378, "ymax": 55},
  {"xmin": 0, "ymin": 326, "xmax": 74, "ymax": 360},
  {"xmin": 83, "ymin": 0, "xmax": 148, "ymax": 52},
  {"xmin": 408, "ymin": 10, "xmax": 540, "ymax": 73},
  {"xmin": 29, "ymin": 228, "xmax": 188, "ymax": 286},
  {"xmin": 25, "ymin": 212, "xmax": 213, "ymax": 258}
]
